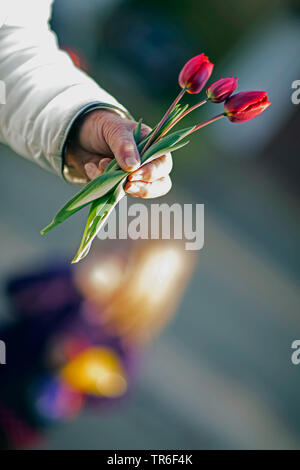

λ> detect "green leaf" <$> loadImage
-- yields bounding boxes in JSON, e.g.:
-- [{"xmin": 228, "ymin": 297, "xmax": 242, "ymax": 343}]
[
  {"xmin": 41, "ymin": 203, "xmax": 88, "ymax": 236},
  {"xmin": 71, "ymin": 197, "xmax": 108, "ymax": 262},
  {"xmin": 72, "ymin": 180, "xmax": 126, "ymax": 263},
  {"xmin": 134, "ymin": 123, "xmax": 157, "ymax": 149},
  {"xmin": 41, "ymin": 108, "xmax": 194, "ymax": 254},
  {"xmin": 68, "ymin": 170, "xmax": 126, "ymax": 210},
  {"xmin": 103, "ymin": 158, "xmax": 118, "ymax": 173},
  {"xmin": 140, "ymin": 127, "xmax": 193, "ymax": 163},
  {"xmin": 72, "ymin": 138, "xmax": 189, "ymax": 262},
  {"xmin": 133, "ymin": 118, "xmax": 143, "ymax": 142},
  {"xmin": 141, "ymin": 140, "xmax": 190, "ymax": 165},
  {"xmin": 41, "ymin": 170, "xmax": 126, "ymax": 235},
  {"xmin": 104, "ymin": 118, "xmax": 153, "ymax": 174},
  {"xmin": 137, "ymin": 106, "xmax": 187, "ymax": 150},
  {"xmin": 105, "ymin": 105, "xmax": 189, "ymax": 173}
]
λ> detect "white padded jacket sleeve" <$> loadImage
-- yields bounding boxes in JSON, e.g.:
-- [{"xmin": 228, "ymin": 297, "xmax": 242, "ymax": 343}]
[{"xmin": 0, "ymin": 0, "xmax": 129, "ymax": 177}]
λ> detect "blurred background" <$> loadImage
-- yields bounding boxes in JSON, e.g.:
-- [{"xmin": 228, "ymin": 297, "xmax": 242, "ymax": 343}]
[{"xmin": 0, "ymin": 0, "xmax": 299, "ymax": 450}]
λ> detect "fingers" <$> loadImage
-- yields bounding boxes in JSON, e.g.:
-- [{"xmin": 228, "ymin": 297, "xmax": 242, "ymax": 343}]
[
  {"xmin": 125, "ymin": 176, "xmax": 172, "ymax": 199},
  {"xmin": 84, "ymin": 158, "xmax": 112, "ymax": 180},
  {"xmin": 139, "ymin": 123, "xmax": 152, "ymax": 142},
  {"xmin": 99, "ymin": 158, "xmax": 112, "ymax": 173},
  {"xmin": 128, "ymin": 153, "xmax": 172, "ymax": 183},
  {"xmin": 84, "ymin": 153, "xmax": 173, "ymax": 198},
  {"xmin": 78, "ymin": 109, "xmax": 154, "ymax": 174},
  {"xmin": 79, "ymin": 111, "xmax": 173, "ymax": 198},
  {"xmin": 101, "ymin": 116, "xmax": 141, "ymax": 172},
  {"xmin": 125, "ymin": 149, "xmax": 173, "ymax": 198},
  {"xmin": 84, "ymin": 162, "xmax": 100, "ymax": 180},
  {"xmin": 82, "ymin": 120, "xmax": 155, "ymax": 181},
  {"xmin": 74, "ymin": 110, "xmax": 154, "ymax": 174}
]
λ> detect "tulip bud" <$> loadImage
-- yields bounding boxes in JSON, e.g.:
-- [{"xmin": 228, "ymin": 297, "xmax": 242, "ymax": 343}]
[
  {"xmin": 206, "ymin": 77, "xmax": 238, "ymax": 103},
  {"xmin": 179, "ymin": 53, "xmax": 214, "ymax": 94},
  {"xmin": 224, "ymin": 91, "xmax": 271, "ymax": 123}
]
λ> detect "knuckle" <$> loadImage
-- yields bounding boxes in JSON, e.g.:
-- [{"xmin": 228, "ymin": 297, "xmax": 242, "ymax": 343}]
[
  {"xmin": 103, "ymin": 119, "xmax": 130, "ymax": 144},
  {"xmin": 102, "ymin": 120, "xmax": 115, "ymax": 142},
  {"xmin": 139, "ymin": 164, "xmax": 153, "ymax": 181},
  {"xmin": 138, "ymin": 184, "xmax": 148, "ymax": 198},
  {"xmin": 127, "ymin": 121, "xmax": 138, "ymax": 132},
  {"xmin": 106, "ymin": 122, "xmax": 123, "ymax": 141}
]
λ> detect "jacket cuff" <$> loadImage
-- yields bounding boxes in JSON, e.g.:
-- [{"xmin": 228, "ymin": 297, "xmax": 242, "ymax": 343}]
[
  {"xmin": 30, "ymin": 78, "xmax": 133, "ymax": 178},
  {"xmin": 61, "ymin": 102, "xmax": 133, "ymax": 185}
]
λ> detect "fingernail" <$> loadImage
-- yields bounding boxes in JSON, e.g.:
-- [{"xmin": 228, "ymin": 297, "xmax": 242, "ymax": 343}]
[
  {"xmin": 85, "ymin": 163, "xmax": 97, "ymax": 179},
  {"xmin": 125, "ymin": 156, "xmax": 139, "ymax": 171},
  {"xmin": 102, "ymin": 160, "xmax": 110, "ymax": 169},
  {"xmin": 99, "ymin": 159, "xmax": 110, "ymax": 172}
]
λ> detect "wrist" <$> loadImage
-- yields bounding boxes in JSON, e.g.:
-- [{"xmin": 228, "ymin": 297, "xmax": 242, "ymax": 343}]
[{"xmin": 63, "ymin": 103, "xmax": 132, "ymax": 184}]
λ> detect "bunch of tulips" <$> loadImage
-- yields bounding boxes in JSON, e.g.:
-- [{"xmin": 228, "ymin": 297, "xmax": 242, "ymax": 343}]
[{"xmin": 41, "ymin": 53, "xmax": 271, "ymax": 263}]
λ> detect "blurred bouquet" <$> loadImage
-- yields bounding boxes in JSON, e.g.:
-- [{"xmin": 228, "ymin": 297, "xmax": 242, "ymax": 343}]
[{"xmin": 41, "ymin": 53, "xmax": 271, "ymax": 262}]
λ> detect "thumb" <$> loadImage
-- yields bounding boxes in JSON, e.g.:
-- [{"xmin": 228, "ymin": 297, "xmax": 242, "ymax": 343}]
[{"xmin": 102, "ymin": 117, "xmax": 141, "ymax": 172}]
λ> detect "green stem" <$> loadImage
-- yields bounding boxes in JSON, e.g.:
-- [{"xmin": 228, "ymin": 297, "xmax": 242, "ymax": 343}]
[
  {"xmin": 187, "ymin": 113, "xmax": 225, "ymax": 136},
  {"xmin": 141, "ymin": 87, "xmax": 186, "ymax": 155},
  {"xmin": 157, "ymin": 98, "xmax": 208, "ymax": 140}
]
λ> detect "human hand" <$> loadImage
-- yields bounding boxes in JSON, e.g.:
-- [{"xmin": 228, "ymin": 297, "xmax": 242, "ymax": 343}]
[{"xmin": 65, "ymin": 109, "xmax": 172, "ymax": 198}]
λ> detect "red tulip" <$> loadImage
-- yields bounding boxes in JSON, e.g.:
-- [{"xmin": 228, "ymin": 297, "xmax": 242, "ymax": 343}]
[
  {"xmin": 224, "ymin": 91, "xmax": 271, "ymax": 123},
  {"xmin": 206, "ymin": 77, "xmax": 238, "ymax": 103},
  {"xmin": 179, "ymin": 53, "xmax": 214, "ymax": 94}
]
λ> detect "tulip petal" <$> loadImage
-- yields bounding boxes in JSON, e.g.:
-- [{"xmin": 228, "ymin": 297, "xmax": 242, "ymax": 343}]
[
  {"xmin": 179, "ymin": 53, "xmax": 214, "ymax": 94},
  {"xmin": 207, "ymin": 77, "xmax": 238, "ymax": 103},
  {"xmin": 225, "ymin": 91, "xmax": 267, "ymax": 113},
  {"xmin": 225, "ymin": 91, "xmax": 271, "ymax": 123}
]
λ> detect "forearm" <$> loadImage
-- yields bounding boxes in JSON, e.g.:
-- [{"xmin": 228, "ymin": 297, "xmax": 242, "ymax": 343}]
[{"xmin": 0, "ymin": 0, "xmax": 129, "ymax": 179}]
